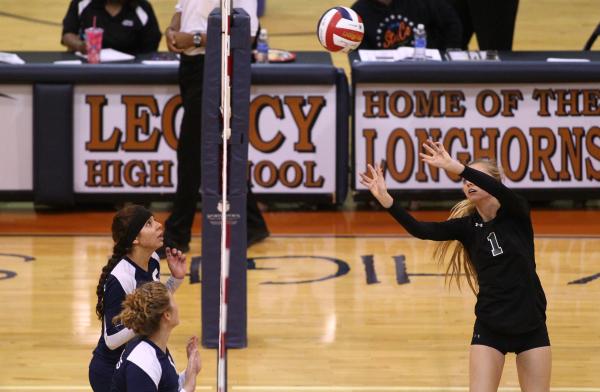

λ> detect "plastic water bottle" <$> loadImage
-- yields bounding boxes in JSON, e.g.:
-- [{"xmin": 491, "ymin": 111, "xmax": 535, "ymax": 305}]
[
  {"xmin": 255, "ymin": 28, "xmax": 269, "ymax": 64},
  {"xmin": 413, "ymin": 24, "xmax": 427, "ymax": 60}
]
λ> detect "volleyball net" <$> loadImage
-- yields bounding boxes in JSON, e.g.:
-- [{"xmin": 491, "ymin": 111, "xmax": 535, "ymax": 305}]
[{"xmin": 200, "ymin": 4, "xmax": 252, "ymax": 392}]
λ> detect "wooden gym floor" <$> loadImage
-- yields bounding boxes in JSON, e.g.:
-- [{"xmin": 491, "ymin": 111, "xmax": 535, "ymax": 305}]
[
  {"xmin": 0, "ymin": 208, "xmax": 599, "ymax": 391},
  {"xmin": 1, "ymin": 0, "xmax": 600, "ymax": 390}
]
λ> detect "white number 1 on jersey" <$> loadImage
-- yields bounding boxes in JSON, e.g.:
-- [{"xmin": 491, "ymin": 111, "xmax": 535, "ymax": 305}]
[{"xmin": 486, "ymin": 232, "xmax": 504, "ymax": 256}]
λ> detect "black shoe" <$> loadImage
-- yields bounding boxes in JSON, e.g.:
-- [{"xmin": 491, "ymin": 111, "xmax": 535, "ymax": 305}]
[{"xmin": 247, "ymin": 230, "xmax": 269, "ymax": 248}]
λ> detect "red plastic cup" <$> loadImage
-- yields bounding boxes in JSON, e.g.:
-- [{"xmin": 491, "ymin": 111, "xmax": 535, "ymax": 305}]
[{"xmin": 85, "ymin": 27, "xmax": 103, "ymax": 64}]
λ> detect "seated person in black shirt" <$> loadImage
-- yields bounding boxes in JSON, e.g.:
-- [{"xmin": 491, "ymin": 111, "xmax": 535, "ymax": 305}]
[
  {"xmin": 61, "ymin": 0, "xmax": 161, "ymax": 55},
  {"xmin": 351, "ymin": 0, "xmax": 462, "ymax": 51}
]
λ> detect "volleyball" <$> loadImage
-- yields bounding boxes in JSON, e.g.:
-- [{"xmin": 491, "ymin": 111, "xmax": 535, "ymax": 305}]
[{"xmin": 317, "ymin": 6, "xmax": 364, "ymax": 53}]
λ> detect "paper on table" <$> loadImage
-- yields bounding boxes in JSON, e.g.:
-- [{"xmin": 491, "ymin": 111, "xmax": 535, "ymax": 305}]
[
  {"xmin": 446, "ymin": 51, "xmax": 471, "ymax": 61},
  {"xmin": 419, "ymin": 48, "xmax": 442, "ymax": 61},
  {"xmin": 141, "ymin": 60, "xmax": 180, "ymax": 66},
  {"xmin": 358, "ymin": 49, "xmax": 398, "ymax": 62},
  {"xmin": 75, "ymin": 48, "xmax": 135, "ymax": 62},
  {"xmin": 0, "ymin": 52, "xmax": 25, "ymax": 65},
  {"xmin": 446, "ymin": 50, "xmax": 500, "ymax": 61},
  {"xmin": 54, "ymin": 60, "xmax": 83, "ymax": 65},
  {"xmin": 546, "ymin": 57, "xmax": 590, "ymax": 62},
  {"xmin": 359, "ymin": 47, "xmax": 442, "ymax": 62}
]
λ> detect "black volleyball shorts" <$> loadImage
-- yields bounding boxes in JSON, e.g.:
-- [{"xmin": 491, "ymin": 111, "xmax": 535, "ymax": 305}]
[{"xmin": 470, "ymin": 319, "xmax": 550, "ymax": 355}]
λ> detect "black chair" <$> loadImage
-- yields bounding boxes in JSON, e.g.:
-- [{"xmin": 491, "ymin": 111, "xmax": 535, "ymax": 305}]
[{"xmin": 583, "ymin": 22, "xmax": 600, "ymax": 50}]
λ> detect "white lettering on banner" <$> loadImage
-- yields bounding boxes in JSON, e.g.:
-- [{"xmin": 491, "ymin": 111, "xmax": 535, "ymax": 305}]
[
  {"xmin": 73, "ymin": 85, "xmax": 336, "ymax": 194},
  {"xmin": 355, "ymin": 83, "xmax": 600, "ymax": 190},
  {"xmin": 0, "ymin": 85, "xmax": 33, "ymax": 191}
]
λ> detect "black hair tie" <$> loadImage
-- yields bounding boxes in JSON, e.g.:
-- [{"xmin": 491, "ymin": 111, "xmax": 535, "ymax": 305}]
[{"xmin": 116, "ymin": 206, "xmax": 153, "ymax": 250}]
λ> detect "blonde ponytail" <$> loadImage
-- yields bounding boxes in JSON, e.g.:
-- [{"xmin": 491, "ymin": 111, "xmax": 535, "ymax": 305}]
[{"xmin": 433, "ymin": 199, "xmax": 478, "ymax": 294}]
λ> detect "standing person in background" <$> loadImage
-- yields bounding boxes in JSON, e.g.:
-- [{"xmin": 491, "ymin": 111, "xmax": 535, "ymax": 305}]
[
  {"xmin": 159, "ymin": 0, "xmax": 269, "ymax": 258},
  {"xmin": 110, "ymin": 281, "xmax": 201, "ymax": 392},
  {"xmin": 351, "ymin": 0, "xmax": 462, "ymax": 51},
  {"xmin": 359, "ymin": 141, "xmax": 550, "ymax": 392},
  {"xmin": 89, "ymin": 205, "xmax": 187, "ymax": 392},
  {"xmin": 446, "ymin": 0, "xmax": 519, "ymax": 50},
  {"xmin": 61, "ymin": 0, "xmax": 161, "ymax": 54}
]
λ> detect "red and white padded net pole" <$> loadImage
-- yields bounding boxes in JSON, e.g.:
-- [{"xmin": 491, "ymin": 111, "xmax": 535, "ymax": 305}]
[{"xmin": 217, "ymin": 0, "xmax": 232, "ymax": 391}]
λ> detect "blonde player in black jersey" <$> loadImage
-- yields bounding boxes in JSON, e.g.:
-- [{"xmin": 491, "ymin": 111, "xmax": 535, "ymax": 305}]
[{"xmin": 360, "ymin": 140, "xmax": 550, "ymax": 392}]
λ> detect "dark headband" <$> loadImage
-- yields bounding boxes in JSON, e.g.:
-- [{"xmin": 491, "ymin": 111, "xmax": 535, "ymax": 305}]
[{"xmin": 116, "ymin": 207, "xmax": 153, "ymax": 250}]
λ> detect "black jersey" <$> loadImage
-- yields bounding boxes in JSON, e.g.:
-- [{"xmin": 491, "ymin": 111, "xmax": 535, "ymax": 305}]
[
  {"xmin": 62, "ymin": 0, "xmax": 161, "ymax": 54},
  {"xmin": 387, "ymin": 166, "xmax": 547, "ymax": 334},
  {"xmin": 351, "ymin": 0, "xmax": 462, "ymax": 50},
  {"xmin": 111, "ymin": 337, "xmax": 182, "ymax": 392},
  {"xmin": 92, "ymin": 255, "xmax": 161, "ymax": 365}
]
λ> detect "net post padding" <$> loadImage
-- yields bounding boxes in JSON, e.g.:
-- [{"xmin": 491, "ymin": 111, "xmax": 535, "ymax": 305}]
[{"xmin": 201, "ymin": 8, "xmax": 251, "ymax": 349}]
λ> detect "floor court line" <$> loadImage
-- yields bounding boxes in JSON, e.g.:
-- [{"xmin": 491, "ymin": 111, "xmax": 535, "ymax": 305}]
[
  {"xmin": 232, "ymin": 388, "xmax": 600, "ymax": 392},
  {"xmin": 0, "ymin": 388, "xmax": 213, "ymax": 391},
  {"xmin": 2, "ymin": 387, "xmax": 599, "ymax": 392}
]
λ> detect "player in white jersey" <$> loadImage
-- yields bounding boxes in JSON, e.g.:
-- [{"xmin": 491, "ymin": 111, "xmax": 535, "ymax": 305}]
[
  {"xmin": 89, "ymin": 205, "xmax": 188, "ymax": 392},
  {"xmin": 110, "ymin": 281, "xmax": 201, "ymax": 391}
]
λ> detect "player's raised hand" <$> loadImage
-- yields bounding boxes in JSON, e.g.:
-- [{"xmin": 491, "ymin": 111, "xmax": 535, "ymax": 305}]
[
  {"xmin": 419, "ymin": 140, "xmax": 464, "ymax": 175},
  {"xmin": 183, "ymin": 348, "xmax": 201, "ymax": 392},
  {"xmin": 359, "ymin": 164, "xmax": 393, "ymax": 208},
  {"xmin": 186, "ymin": 336, "xmax": 198, "ymax": 359},
  {"xmin": 165, "ymin": 247, "xmax": 186, "ymax": 279}
]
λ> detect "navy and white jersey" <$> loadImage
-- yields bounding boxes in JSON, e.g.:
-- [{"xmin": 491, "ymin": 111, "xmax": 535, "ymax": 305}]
[
  {"xmin": 92, "ymin": 254, "xmax": 161, "ymax": 365},
  {"xmin": 111, "ymin": 337, "xmax": 183, "ymax": 392}
]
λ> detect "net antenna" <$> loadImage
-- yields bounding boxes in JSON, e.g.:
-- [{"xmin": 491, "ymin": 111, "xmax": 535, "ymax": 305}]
[{"xmin": 217, "ymin": 0, "xmax": 232, "ymax": 392}]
